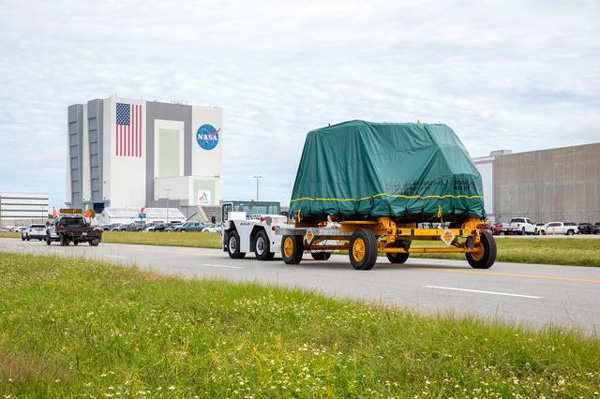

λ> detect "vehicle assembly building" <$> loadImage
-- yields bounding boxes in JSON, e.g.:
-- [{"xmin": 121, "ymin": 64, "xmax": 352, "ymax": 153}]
[
  {"xmin": 66, "ymin": 97, "xmax": 223, "ymax": 217},
  {"xmin": 473, "ymin": 143, "xmax": 600, "ymax": 223}
]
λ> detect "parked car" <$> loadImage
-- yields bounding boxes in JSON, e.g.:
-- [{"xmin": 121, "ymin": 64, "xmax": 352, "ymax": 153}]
[
  {"xmin": 117, "ymin": 222, "xmax": 145, "ymax": 232},
  {"xmin": 164, "ymin": 222, "xmax": 183, "ymax": 232},
  {"xmin": 175, "ymin": 221, "xmax": 210, "ymax": 232},
  {"xmin": 592, "ymin": 223, "xmax": 600, "ymax": 235},
  {"xmin": 147, "ymin": 222, "xmax": 174, "ymax": 232},
  {"xmin": 577, "ymin": 223, "xmax": 594, "ymax": 234},
  {"xmin": 533, "ymin": 223, "xmax": 545, "ymax": 235},
  {"xmin": 493, "ymin": 224, "xmax": 503, "ymax": 235},
  {"xmin": 501, "ymin": 217, "xmax": 537, "ymax": 235},
  {"xmin": 540, "ymin": 222, "xmax": 577, "ymax": 236},
  {"xmin": 201, "ymin": 224, "xmax": 220, "ymax": 233},
  {"xmin": 21, "ymin": 224, "xmax": 47, "ymax": 241}
]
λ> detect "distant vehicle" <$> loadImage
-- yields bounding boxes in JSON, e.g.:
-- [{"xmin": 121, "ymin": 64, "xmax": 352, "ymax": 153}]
[
  {"xmin": 117, "ymin": 222, "xmax": 145, "ymax": 232},
  {"xmin": 493, "ymin": 224, "xmax": 503, "ymax": 235},
  {"xmin": 147, "ymin": 222, "xmax": 176, "ymax": 232},
  {"xmin": 164, "ymin": 222, "xmax": 183, "ymax": 232},
  {"xmin": 502, "ymin": 217, "xmax": 537, "ymax": 235},
  {"xmin": 21, "ymin": 224, "xmax": 47, "ymax": 241},
  {"xmin": 176, "ymin": 221, "xmax": 210, "ymax": 232},
  {"xmin": 533, "ymin": 223, "xmax": 545, "ymax": 235},
  {"xmin": 577, "ymin": 223, "xmax": 593, "ymax": 234},
  {"xmin": 540, "ymin": 222, "xmax": 577, "ymax": 236},
  {"xmin": 46, "ymin": 215, "xmax": 102, "ymax": 246},
  {"xmin": 201, "ymin": 225, "xmax": 220, "ymax": 233},
  {"xmin": 98, "ymin": 223, "xmax": 121, "ymax": 231},
  {"xmin": 591, "ymin": 223, "xmax": 600, "ymax": 235}
]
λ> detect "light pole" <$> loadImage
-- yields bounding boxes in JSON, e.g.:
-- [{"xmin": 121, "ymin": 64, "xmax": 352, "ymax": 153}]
[
  {"xmin": 165, "ymin": 188, "xmax": 172, "ymax": 224},
  {"xmin": 252, "ymin": 175, "xmax": 262, "ymax": 201}
]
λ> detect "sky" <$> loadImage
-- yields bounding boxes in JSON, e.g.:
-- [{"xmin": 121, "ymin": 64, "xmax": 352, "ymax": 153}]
[{"xmin": 0, "ymin": 0, "xmax": 598, "ymax": 207}]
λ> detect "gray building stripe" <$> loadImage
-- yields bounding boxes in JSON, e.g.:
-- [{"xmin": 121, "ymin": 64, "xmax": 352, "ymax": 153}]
[
  {"xmin": 87, "ymin": 99, "xmax": 104, "ymax": 208},
  {"xmin": 67, "ymin": 104, "xmax": 83, "ymax": 207},
  {"xmin": 145, "ymin": 101, "xmax": 192, "ymax": 206}
]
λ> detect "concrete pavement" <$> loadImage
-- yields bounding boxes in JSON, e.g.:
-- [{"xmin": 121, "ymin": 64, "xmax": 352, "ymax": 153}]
[{"xmin": 2, "ymin": 237, "xmax": 599, "ymax": 334}]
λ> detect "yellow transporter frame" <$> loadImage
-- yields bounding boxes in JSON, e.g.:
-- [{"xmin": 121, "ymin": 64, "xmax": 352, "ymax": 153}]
[{"xmin": 280, "ymin": 217, "xmax": 496, "ymax": 270}]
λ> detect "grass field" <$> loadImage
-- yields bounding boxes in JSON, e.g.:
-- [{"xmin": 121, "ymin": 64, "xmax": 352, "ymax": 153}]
[
  {"xmin": 410, "ymin": 237, "xmax": 600, "ymax": 267},
  {"xmin": 101, "ymin": 231, "xmax": 222, "ymax": 249},
  {"xmin": 2, "ymin": 230, "xmax": 600, "ymax": 267},
  {"xmin": 1, "ymin": 252, "xmax": 599, "ymax": 398}
]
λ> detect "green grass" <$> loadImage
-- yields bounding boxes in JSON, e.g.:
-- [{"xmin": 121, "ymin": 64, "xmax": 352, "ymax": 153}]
[
  {"xmin": 101, "ymin": 231, "xmax": 222, "ymax": 249},
  {"xmin": 0, "ymin": 232, "xmax": 19, "ymax": 239},
  {"xmin": 409, "ymin": 237, "xmax": 600, "ymax": 267},
  {"xmin": 1, "ymin": 253, "xmax": 599, "ymax": 398}
]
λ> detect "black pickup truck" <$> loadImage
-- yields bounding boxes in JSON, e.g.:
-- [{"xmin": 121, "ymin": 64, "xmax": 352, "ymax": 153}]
[{"xmin": 46, "ymin": 215, "xmax": 102, "ymax": 246}]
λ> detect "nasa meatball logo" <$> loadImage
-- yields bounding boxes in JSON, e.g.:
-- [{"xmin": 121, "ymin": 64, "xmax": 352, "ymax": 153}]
[{"xmin": 196, "ymin": 124, "xmax": 220, "ymax": 150}]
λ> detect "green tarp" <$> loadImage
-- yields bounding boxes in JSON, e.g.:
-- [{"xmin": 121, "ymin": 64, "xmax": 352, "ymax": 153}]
[{"xmin": 289, "ymin": 121, "xmax": 485, "ymax": 223}]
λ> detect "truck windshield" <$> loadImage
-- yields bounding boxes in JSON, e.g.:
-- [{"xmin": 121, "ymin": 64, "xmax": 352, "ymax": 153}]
[{"xmin": 236, "ymin": 203, "xmax": 280, "ymax": 215}]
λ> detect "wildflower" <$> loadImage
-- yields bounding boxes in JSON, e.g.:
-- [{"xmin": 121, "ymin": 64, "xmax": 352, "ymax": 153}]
[{"xmin": 168, "ymin": 386, "xmax": 175, "ymax": 391}]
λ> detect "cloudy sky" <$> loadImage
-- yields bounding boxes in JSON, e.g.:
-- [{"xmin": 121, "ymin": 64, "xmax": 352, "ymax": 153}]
[{"xmin": 0, "ymin": 0, "xmax": 598, "ymax": 207}]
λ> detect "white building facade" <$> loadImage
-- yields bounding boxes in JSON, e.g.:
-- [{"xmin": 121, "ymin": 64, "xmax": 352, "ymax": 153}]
[
  {"xmin": 0, "ymin": 192, "xmax": 49, "ymax": 227},
  {"xmin": 67, "ymin": 97, "xmax": 223, "ymax": 216}
]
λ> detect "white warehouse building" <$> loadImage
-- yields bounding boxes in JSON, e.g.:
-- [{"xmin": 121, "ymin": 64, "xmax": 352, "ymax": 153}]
[
  {"xmin": 0, "ymin": 192, "xmax": 49, "ymax": 228},
  {"xmin": 66, "ymin": 96, "xmax": 223, "ymax": 217}
]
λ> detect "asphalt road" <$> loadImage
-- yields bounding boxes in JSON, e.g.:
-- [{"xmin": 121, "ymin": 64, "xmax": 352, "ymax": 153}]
[{"xmin": 2, "ymin": 237, "xmax": 599, "ymax": 334}]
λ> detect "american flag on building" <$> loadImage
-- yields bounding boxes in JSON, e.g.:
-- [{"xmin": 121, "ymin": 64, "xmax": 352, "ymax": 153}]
[{"xmin": 116, "ymin": 103, "xmax": 143, "ymax": 157}]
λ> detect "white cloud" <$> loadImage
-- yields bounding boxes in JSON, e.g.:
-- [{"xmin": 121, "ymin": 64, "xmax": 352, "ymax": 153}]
[{"xmin": 0, "ymin": 0, "xmax": 598, "ymax": 207}]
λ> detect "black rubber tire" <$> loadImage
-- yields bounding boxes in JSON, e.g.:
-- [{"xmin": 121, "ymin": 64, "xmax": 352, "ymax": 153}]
[
  {"xmin": 567, "ymin": 230, "xmax": 574, "ymax": 236},
  {"xmin": 26, "ymin": 237, "xmax": 30, "ymax": 241},
  {"xmin": 60, "ymin": 235, "xmax": 68, "ymax": 246},
  {"xmin": 227, "ymin": 231, "xmax": 246, "ymax": 259},
  {"xmin": 466, "ymin": 230, "xmax": 496, "ymax": 269},
  {"xmin": 310, "ymin": 252, "xmax": 332, "ymax": 261},
  {"xmin": 90, "ymin": 240, "xmax": 99, "ymax": 246},
  {"xmin": 281, "ymin": 235, "xmax": 303, "ymax": 265},
  {"xmin": 21, "ymin": 236, "xmax": 25, "ymax": 241},
  {"xmin": 349, "ymin": 229, "xmax": 378, "ymax": 270},
  {"xmin": 73, "ymin": 241, "xmax": 78, "ymax": 246},
  {"xmin": 254, "ymin": 230, "xmax": 272, "ymax": 261},
  {"xmin": 386, "ymin": 252, "xmax": 409, "ymax": 264}
]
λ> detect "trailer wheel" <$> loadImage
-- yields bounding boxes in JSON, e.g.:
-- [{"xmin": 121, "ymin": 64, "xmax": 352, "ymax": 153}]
[
  {"xmin": 310, "ymin": 252, "xmax": 332, "ymax": 261},
  {"xmin": 255, "ymin": 230, "xmax": 274, "ymax": 260},
  {"xmin": 349, "ymin": 229, "xmax": 378, "ymax": 270},
  {"xmin": 386, "ymin": 252, "xmax": 409, "ymax": 264},
  {"xmin": 466, "ymin": 230, "xmax": 496, "ymax": 269},
  {"xmin": 281, "ymin": 235, "xmax": 303, "ymax": 264},
  {"xmin": 227, "ymin": 231, "xmax": 246, "ymax": 259}
]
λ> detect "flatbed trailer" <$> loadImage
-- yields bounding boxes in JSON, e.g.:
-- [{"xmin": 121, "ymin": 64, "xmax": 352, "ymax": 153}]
[{"xmin": 277, "ymin": 216, "xmax": 496, "ymax": 270}]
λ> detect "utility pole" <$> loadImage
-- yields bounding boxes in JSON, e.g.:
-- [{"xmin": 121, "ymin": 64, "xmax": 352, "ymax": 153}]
[
  {"xmin": 252, "ymin": 175, "xmax": 263, "ymax": 201},
  {"xmin": 165, "ymin": 188, "xmax": 172, "ymax": 224}
]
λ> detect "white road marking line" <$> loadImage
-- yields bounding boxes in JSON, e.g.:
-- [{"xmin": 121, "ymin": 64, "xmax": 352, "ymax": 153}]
[
  {"xmin": 104, "ymin": 255, "xmax": 126, "ymax": 259},
  {"xmin": 423, "ymin": 285, "xmax": 543, "ymax": 299},
  {"xmin": 202, "ymin": 263, "xmax": 244, "ymax": 270}
]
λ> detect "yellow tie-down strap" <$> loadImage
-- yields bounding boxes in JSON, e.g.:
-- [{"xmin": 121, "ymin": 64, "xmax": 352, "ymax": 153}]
[{"xmin": 290, "ymin": 193, "xmax": 483, "ymax": 203}]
